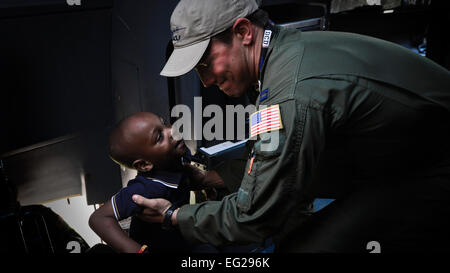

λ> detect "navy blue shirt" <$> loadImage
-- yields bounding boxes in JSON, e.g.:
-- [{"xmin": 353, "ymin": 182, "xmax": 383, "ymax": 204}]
[{"xmin": 111, "ymin": 169, "xmax": 191, "ymax": 252}]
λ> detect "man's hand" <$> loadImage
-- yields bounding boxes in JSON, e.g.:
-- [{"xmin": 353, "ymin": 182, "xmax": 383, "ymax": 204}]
[{"xmin": 132, "ymin": 195, "xmax": 174, "ymax": 224}]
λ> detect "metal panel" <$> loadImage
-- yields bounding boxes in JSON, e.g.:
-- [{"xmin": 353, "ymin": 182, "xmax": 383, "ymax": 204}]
[
  {"xmin": 3, "ymin": 135, "xmax": 84, "ymax": 205},
  {"xmin": 0, "ymin": 2, "xmax": 121, "ymax": 205}
]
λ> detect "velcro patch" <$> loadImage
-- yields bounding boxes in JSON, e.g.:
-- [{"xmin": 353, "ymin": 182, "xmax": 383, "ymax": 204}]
[{"xmin": 250, "ymin": 105, "xmax": 283, "ymax": 138}]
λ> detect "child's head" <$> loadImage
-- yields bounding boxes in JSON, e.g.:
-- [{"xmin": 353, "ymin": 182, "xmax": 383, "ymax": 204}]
[{"xmin": 108, "ymin": 112, "xmax": 187, "ymax": 172}]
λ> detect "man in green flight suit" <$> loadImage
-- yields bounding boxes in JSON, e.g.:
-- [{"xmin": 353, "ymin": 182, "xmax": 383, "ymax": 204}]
[{"xmin": 132, "ymin": 0, "xmax": 450, "ymax": 252}]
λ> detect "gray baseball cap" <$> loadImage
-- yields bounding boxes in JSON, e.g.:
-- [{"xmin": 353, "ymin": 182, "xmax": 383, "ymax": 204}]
[{"xmin": 160, "ymin": 0, "xmax": 259, "ymax": 77}]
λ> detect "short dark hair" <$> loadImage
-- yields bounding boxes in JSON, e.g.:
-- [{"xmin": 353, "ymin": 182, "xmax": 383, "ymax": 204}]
[
  {"xmin": 213, "ymin": 9, "xmax": 269, "ymax": 44},
  {"xmin": 108, "ymin": 118, "xmax": 137, "ymax": 170},
  {"xmin": 246, "ymin": 8, "xmax": 270, "ymax": 28},
  {"xmin": 108, "ymin": 129, "xmax": 135, "ymax": 170}
]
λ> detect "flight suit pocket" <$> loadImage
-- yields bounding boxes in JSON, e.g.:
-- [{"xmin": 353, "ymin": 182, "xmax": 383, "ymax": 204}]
[
  {"xmin": 254, "ymin": 131, "xmax": 286, "ymax": 160},
  {"xmin": 236, "ymin": 132, "xmax": 286, "ymax": 213},
  {"xmin": 236, "ymin": 187, "xmax": 252, "ymax": 213},
  {"xmin": 236, "ymin": 160, "xmax": 257, "ymax": 213}
]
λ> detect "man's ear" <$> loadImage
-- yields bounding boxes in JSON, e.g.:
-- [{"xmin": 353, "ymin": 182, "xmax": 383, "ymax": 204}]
[
  {"xmin": 232, "ymin": 18, "xmax": 254, "ymax": 45},
  {"xmin": 132, "ymin": 159, "xmax": 154, "ymax": 172}
]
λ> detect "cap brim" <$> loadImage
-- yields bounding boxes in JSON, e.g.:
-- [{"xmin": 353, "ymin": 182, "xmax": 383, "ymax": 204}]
[{"xmin": 160, "ymin": 39, "xmax": 210, "ymax": 77}]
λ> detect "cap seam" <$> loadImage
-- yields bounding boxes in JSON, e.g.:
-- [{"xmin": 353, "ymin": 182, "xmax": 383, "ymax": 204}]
[{"xmin": 174, "ymin": 37, "xmax": 210, "ymax": 49}]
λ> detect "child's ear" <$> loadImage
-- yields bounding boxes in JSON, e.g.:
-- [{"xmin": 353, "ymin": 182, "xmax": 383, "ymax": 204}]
[{"xmin": 132, "ymin": 159, "xmax": 153, "ymax": 172}]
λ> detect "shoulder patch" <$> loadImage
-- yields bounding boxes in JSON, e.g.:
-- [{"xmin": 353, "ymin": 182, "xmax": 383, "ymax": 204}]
[{"xmin": 250, "ymin": 104, "xmax": 283, "ymax": 138}]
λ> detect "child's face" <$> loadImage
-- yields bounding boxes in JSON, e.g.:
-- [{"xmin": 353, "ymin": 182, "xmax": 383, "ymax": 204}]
[{"xmin": 134, "ymin": 113, "xmax": 187, "ymax": 168}]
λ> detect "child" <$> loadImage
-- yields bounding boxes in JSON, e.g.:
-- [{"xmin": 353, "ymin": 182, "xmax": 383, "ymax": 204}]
[{"xmin": 88, "ymin": 112, "xmax": 194, "ymax": 253}]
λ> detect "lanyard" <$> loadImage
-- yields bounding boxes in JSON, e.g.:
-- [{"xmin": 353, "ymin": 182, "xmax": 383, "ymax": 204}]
[
  {"xmin": 257, "ymin": 20, "xmax": 275, "ymax": 93},
  {"xmin": 248, "ymin": 21, "xmax": 276, "ymax": 175},
  {"xmin": 247, "ymin": 20, "xmax": 275, "ymax": 174}
]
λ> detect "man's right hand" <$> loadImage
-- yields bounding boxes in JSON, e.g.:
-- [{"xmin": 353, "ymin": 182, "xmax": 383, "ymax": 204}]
[{"xmin": 132, "ymin": 195, "xmax": 172, "ymax": 224}]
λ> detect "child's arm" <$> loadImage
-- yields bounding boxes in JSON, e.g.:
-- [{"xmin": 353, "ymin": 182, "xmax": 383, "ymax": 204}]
[{"xmin": 88, "ymin": 200, "xmax": 142, "ymax": 253}]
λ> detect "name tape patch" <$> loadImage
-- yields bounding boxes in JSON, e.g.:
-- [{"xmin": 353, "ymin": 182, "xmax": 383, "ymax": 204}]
[{"xmin": 262, "ymin": 29, "xmax": 272, "ymax": 48}]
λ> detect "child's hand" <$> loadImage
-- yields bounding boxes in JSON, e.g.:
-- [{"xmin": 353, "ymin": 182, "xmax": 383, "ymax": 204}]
[
  {"xmin": 184, "ymin": 163, "xmax": 226, "ymax": 189},
  {"xmin": 183, "ymin": 163, "xmax": 207, "ymax": 189}
]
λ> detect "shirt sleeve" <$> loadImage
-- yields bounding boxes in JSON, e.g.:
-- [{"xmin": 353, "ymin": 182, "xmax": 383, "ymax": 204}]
[
  {"xmin": 177, "ymin": 94, "xmax": 330, "ymax": 246},
  {"xmin": 112, "ymin": 179, "xmax": 169, "ymax": 221}
]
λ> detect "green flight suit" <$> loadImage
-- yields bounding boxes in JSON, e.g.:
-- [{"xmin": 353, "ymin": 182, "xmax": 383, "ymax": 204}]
[{"xmin": 177, "ymin": 26, "xmax": 450, "ymax": 251}]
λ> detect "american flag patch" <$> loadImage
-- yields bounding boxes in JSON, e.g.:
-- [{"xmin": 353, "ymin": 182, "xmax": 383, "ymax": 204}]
[{"xmin": 250, "ymin": 105, "xmax": 283, "ymax": 138}]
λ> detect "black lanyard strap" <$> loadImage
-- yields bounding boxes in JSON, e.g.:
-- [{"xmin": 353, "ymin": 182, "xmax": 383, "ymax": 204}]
[{"xmin": 257, "ymin": 20, "xmax": 275, "ymax": 92}]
